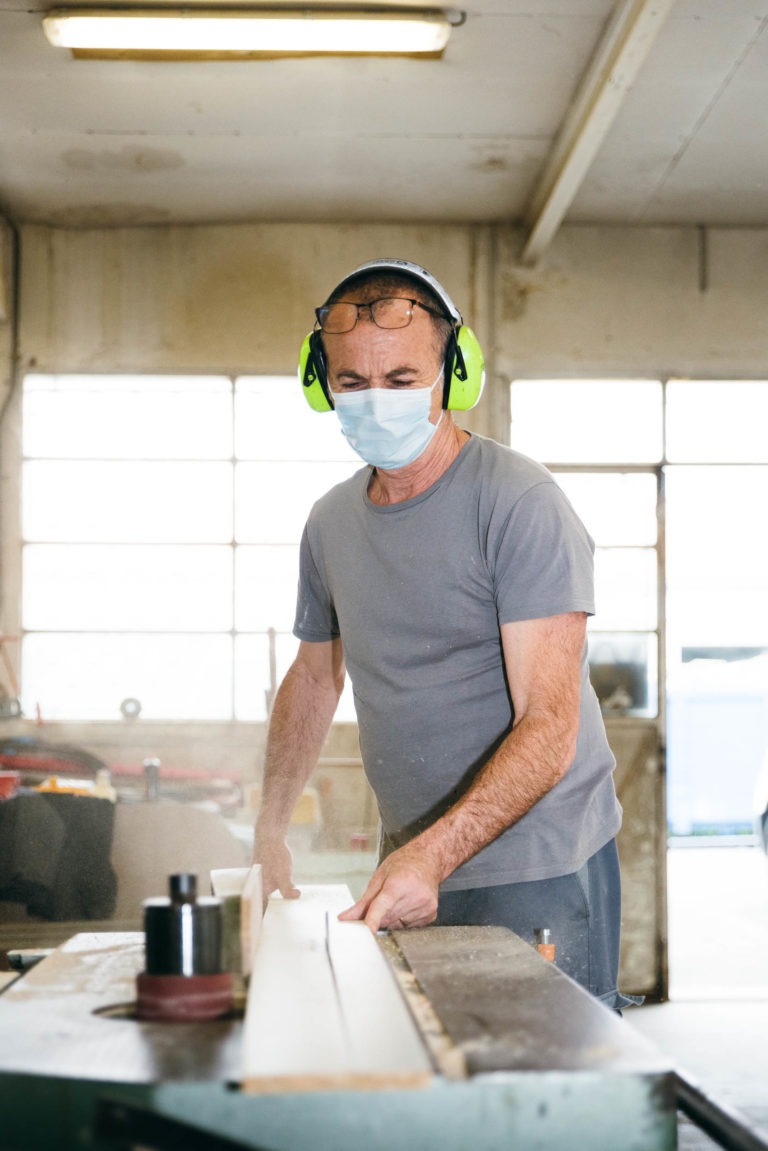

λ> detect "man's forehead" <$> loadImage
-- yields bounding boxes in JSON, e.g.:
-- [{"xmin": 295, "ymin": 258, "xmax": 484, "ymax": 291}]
[{"xmin": 324, "ymin": 312, "xmax": 440, "ymax": 375}]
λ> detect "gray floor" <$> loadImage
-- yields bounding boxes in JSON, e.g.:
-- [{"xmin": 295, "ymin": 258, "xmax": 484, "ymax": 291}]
[{"xmin": 626, "ymin": 842, "xmax": 768, "ymax": 1149}]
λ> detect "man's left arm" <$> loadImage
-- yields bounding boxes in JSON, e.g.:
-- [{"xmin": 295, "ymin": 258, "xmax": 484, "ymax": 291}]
[{"xmin": 339, "ymin": 611, "xmax": 586, "ymax": 932}]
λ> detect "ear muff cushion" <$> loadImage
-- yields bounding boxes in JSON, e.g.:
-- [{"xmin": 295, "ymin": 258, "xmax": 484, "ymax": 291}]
[
  {"xmin": 444, "ymin": 326, "xmax": 485, "ymax": 411},
  {"xmin": 299, "ymin": 331, "xmax": 334, "ymax": 412}
]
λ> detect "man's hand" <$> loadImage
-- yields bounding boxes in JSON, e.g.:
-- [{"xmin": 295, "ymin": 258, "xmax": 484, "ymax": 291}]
[
  {"xmin": 338, "ymin": 844, "xmax": 442, "ymax": 933},
  {"xmin": 252, "ymin": 832, "xmax": 300, "ymax": 908}
]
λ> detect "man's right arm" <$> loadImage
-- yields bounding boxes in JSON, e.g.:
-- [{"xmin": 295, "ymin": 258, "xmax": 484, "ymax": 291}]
[{"xmin": 253, "ymin": 637, "xmax": 345, "ymax": 900}]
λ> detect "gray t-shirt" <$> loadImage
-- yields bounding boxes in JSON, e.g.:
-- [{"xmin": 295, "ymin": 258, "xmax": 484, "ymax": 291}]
[{"xmin": 294, "ymin": 433, "xmax": 621, "ymax": 889}]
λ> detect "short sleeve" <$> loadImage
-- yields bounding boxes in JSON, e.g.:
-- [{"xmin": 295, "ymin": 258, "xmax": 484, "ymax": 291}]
[
  {"xmin": 491, "ymin": 480, "xmax": 595, "ymax": 624},
  {"xmin": 293, "ymin": 523, "xmax": 340, "ymax": 642}
]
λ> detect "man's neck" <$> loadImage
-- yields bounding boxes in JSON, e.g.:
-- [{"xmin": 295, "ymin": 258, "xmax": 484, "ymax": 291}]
[{"xmin": 367, "ymin": 419, "xmax": 470, "ymax": 506}]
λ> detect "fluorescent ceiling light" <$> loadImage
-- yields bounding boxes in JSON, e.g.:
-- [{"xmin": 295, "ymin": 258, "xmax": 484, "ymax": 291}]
[{"xmin": 42, "ymin": 7, "xmax": 460, "ymax": 58}]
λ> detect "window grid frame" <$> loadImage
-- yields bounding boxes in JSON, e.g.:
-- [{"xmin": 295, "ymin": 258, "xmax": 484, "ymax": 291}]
[{"xmin": 18, "ymin": 372, "xmax": 357, "ymax": 722}]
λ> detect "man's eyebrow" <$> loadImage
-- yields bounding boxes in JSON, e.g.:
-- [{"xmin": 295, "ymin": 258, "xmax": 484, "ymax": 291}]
[
  {"xmin": 335, "ymin": 368, "xmax": 366, "ymax": 381},
  {"xmin": 385, "ymin": 364, "xmax": 420, "ymax": 379},
  {"xmin": 334, "ymin": 364, "xmax": 421, "ymax": 382}
]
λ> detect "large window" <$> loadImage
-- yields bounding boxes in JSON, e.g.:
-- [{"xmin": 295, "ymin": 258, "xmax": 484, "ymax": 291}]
[
  {"xmin": 664, "ymin": 381, "xmax": 768, "ymax": 834},
  {"xmin": 21, "ymin": 374, "xmax": 359, "ymax": 721},
  {"xmin": 511, "ymin": 378, "xmax": 662, "ymax": 719},
  {"xmin": 510, "ymin": 376, "xmax": 768, "ymax": 835}
]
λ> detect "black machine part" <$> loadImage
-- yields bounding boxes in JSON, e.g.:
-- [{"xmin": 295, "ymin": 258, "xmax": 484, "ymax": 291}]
[{"xmin": 143, "ymin": 873, "xmax": 224, "ymax": 976}]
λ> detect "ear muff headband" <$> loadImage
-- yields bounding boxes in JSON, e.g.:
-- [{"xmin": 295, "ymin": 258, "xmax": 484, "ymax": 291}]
[{"xmin": 297, "ymin": 259, "xmax": 485, "ymax": 413}]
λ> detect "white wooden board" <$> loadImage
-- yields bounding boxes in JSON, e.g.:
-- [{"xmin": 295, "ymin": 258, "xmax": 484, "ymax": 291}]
[{"xmin": 241, "ymin": 885, "xmax": 433, "ymax": 1093}]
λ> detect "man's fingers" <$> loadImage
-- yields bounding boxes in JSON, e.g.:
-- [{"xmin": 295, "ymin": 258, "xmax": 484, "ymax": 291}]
[
  {"xmin": 363, "ymin": 888, "xmax": 406, "ymax": 934},
  {"xmin": 337, "ymin": 897, "xmax": 367, "ymax": 921},
  {"xmin": 338, "ymin": 883, "xmax": 397, "ymax": 933},
  {"xmin": 253, "ymin": 838, "xmax": 299, "ymax": 908},
  {"xmin": 337, "ymin": 855, "xmax": 439, "ymax": 933}
]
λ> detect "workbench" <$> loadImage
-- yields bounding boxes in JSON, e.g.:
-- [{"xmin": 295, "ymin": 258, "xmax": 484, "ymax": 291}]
[{"xmin": 0, "ymin": 885, "xmax": 676, "ymax": 1151}]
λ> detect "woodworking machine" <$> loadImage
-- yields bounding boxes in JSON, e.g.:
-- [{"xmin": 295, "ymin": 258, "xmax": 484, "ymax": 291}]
[{"xmin": 0, "ymin": 881, "xmax": 676, "ymax": 1151}]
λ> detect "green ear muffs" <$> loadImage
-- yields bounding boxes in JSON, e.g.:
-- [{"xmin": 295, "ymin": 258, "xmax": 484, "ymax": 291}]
[
  {"xmin": 443, "ymin": 325, "xmax": 485, "ymax": 411},
  {"xmin": 297, "ymin": 259, "xmax": 485, "ymax": 413},
  {"xmin": 299, "ymin": 330, "xmax": 334, "ymax": 412}
]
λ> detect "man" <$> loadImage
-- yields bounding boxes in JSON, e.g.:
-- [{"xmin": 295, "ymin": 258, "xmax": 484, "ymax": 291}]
[{"xmin": 254, "ymin": 258, "xmax": 624, "ymax": 1005}]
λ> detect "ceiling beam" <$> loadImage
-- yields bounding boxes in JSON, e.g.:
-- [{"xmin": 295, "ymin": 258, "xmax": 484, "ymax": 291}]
[{"xmin": 520, "ymin": 0, "xmax": 676, "ymax": 266}]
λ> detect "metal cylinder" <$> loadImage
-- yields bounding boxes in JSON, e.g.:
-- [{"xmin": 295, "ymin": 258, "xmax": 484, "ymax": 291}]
[
  {"xmin": 534, "ymin": 927, "xmax": 555, "ymax": 961},
  {"xmin": 170, "ymin": 872, "xmax": 197, "ymax": 905},
  {"xmin": 143, "ymin": 874, "xmax": 224, "ymax": 976},
  {"xmin": 142, "ymin": 757, "xmax": 161, "ymax": 802}
]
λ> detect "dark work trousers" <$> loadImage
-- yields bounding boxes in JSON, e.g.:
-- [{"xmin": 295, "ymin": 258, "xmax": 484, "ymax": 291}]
[{"xmin": 435, "ymin": 837, "xmax": 635, "ymax": 1010}]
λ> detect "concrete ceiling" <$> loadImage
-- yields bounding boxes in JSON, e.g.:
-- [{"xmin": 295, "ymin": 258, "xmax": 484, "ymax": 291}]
[{"xmin": 1, "ymin": 0, "xmax": 766, "ymax": 260}]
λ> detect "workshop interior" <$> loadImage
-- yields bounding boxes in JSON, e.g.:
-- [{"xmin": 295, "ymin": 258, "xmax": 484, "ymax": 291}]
[{"xmin": 1, "ymin": 1, "xmax": 768, "ymax": 1148}]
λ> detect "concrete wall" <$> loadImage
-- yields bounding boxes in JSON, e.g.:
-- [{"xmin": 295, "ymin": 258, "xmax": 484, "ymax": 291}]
[
  {"xmin": 19, "ymin": 222, "xmax": 768, "ymax": 380},
  {"xmin": 0, "ymin": 219, "xmax": 16, "ymax": 417},
  {"xmin": 18, "ymin": 222, "xmax": 492, "ymax": 366},
  {"xmin": 494, "ymin": 225, "xmax": 768, "ymax": 379},
  {"xmin": 0, "ymin": 218, "xmax": 18, "ymax": 708}
]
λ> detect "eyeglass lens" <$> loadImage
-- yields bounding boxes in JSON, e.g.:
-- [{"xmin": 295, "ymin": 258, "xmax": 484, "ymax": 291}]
[{"xmin": 316, "ymin": 297, "xmax": 417, "ymax": 334}]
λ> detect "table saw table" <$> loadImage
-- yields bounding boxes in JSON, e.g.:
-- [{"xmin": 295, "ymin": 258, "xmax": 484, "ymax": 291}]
[{"xmin": 0, "ymin": 884, "xmax": 676, "ymax": 1151}]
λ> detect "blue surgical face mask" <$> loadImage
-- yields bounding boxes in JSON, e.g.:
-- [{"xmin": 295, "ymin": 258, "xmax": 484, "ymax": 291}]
[{"xmin": 333, "ymin": 369, "xmax": 444, "ymax": 469}]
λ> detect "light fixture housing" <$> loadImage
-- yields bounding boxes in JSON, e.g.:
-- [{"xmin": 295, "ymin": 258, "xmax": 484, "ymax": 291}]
[{"xmin": 42, "ymin": 6, "xmax": 462, "ymax": 60}]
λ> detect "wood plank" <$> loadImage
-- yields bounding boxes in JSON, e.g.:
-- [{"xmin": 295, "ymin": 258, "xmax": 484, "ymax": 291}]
[
  {"xmin": 240, "ymin": 885, "xmax": 432, "ymax": 1093},
  {"xmin": 0, "ymin": 918, "xmax": 141, "ymax": 961},
  {"xmin": 209, "ymin": 864, "xmax": 263, "ymax": 976},
  {"xmin": 240, "ymin": 864, "xmax": 263, "ymax": 977},
  {"xmin": 241, "ymin": 887, "xmax": 351, "ymax": 1092},
  {"xmin": 325, "ymin": 916, "xmax": 432, "ymax": 1087}
]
